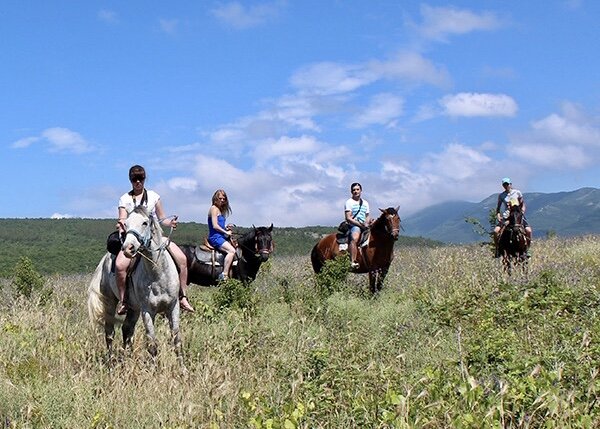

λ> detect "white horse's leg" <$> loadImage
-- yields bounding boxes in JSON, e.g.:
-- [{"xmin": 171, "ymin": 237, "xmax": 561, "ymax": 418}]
[
  {"xmin": 141, "ymin": 310, "xmax": 158, "ymax": 357},
  {"xmin": 166, "ymin": 304, "xmax": 184, "ymax": 369},
  {"xmin": 122, "ymin": 310, "xmax": 140, "ymax": 353}
]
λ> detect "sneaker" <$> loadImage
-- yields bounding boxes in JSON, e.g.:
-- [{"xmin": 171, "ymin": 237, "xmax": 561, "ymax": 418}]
[
  {"xmin": 350, "ymin": 262, "xmax": 360, "ymax": 269},
  {"xmin": 526, "ymin": 250, "xmax": 532, "ymax": 258},
  {"xmin": 217, "ymin": 272, "xmax": 225, "ymax": 281}
]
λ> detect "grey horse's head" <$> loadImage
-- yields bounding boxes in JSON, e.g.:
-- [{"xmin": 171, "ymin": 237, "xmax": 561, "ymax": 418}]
[{"xmin": 122, "ymin": 206, "xmax": 154, "ymax": 258}]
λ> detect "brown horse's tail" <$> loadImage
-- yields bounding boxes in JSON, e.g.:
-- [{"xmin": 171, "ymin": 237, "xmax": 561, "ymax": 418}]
[{"xmin": 311, "ymin": 243, "xmax": 324, "ymax": 274}]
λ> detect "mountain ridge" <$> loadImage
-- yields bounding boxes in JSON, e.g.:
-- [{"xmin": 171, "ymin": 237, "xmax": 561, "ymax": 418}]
[{"xmin": 402, "ymin": 187, "xmax": 600, "ymax": 243}]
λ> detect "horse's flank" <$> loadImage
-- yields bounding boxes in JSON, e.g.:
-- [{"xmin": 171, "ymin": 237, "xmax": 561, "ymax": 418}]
[{"xmin": 311, "ymin": 206, "xmax": 400, "ymax": 293}]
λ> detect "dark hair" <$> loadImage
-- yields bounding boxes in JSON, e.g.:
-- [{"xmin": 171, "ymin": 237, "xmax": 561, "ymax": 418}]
[
  {"xmin": 129, "ymin": 165, "xmax": 146, "ymax": 181},
  {"xmin": 350, "ymin": 182, "xmax": 362, "ymax": 191}
]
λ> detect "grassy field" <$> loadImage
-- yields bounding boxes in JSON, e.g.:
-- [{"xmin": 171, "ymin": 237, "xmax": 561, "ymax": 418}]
[{"xmin": 1, "ymin": 237, "xmax": 600, "ymax": 428}]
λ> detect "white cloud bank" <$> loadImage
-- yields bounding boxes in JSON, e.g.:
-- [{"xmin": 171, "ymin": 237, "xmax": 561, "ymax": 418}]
[{"xmin": 440, "ymin": 93, "xmax": 518, "ymax": 117}]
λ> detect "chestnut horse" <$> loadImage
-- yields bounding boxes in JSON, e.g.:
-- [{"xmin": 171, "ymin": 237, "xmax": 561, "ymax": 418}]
[
  {"xmin": 497, "ymin": 204, "xmax": 529, "ymax": 275},
  {"xmin": 311, "ymin": 207, "xmax": 401, "ymax": 293}
]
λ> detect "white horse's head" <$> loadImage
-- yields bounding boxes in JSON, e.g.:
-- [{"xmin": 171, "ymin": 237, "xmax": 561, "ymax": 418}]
[{"xmin": 122, "ymin": 206, "xmax": 154, "ymax": 258}]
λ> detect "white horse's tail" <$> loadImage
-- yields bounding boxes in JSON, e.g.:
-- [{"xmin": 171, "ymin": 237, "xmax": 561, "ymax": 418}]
[{"xmin": 87, "ymin": 254, "xmax": 117, "ymax": 328}]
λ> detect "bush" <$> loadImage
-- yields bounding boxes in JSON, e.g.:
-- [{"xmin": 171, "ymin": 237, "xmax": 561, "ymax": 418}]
[
  {"xmin": 212, "ymin": 278, "xmax": 257, "ymax": 314},
  {"xmin": 12, "ymin": 256, "xmax": 45, "ymax": 298},
  {"xmin": 314, "ymin": 255, "xmax": 350, "ymax": 298}
]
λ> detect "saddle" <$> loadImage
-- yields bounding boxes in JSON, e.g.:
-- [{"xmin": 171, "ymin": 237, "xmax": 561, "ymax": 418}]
[
  {"xmin": 194, "ymin": 237, "xmax": 240, "ymax": 278},
  {"xmin": 336, "ymin": 229, "xmax": 370, "ymax": 249}
]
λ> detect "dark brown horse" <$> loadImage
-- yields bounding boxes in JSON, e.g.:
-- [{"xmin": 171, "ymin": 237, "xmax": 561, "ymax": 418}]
[
  {"xmin": 498, "ymin": 204, "xmax": 529, "ymax": 275},
  {"xmin": 180, "ymin": 225, "xmax": 274, "ymax": 286},
  {"xmin": 311, "ymin": 207, "xmax": 401, "ymax": 293}
]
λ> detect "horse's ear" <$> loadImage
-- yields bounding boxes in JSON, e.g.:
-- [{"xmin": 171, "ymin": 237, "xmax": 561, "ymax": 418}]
[
  {"xmin": 268, "ymin": 223, "xmax": 273, "ymax": 232},
  {"xmin": 379, "ymin": 208, "xmax": 385, "ymax": 213},
  {"xmin": 395, "ymin": 205, "xmax": 400, "ymax": 213},
  {"xmin": 252, "ymin": 224, "xmax": 256, "ymax": 230}
]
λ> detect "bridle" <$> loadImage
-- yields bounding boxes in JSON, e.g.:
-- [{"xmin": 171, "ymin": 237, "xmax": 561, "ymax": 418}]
[
  {"xmin": 122, "ymin": 214, "xmax": 171, "ymax": 265},
  {"xmin": 236, "ymin": 230, "xmax": 274, "ymax": 257}
]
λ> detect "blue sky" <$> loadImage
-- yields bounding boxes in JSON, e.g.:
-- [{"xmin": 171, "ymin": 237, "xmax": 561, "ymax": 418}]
[{"xmin": 2, "ymin": 1, "xmax": 600, "ymax": 227}]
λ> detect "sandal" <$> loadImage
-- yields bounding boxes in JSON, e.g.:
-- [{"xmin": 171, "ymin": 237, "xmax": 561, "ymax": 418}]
[
  {"xmin": 117, "ymin": 302, "xmax": 128, "ymax": 315},
  {"xmin": 180, "ymin": 296, "xmax": 195, "ymax": 313}
]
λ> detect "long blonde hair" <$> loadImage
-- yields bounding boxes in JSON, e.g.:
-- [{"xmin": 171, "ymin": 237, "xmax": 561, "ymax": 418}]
[{"xmin": 212, "ymin": 189, "xmax": 231, "ymax": 217}]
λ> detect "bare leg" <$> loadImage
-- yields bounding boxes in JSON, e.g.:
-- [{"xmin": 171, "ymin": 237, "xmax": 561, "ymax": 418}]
[
  {"xmin": 169, "ymin": 242, "xmax": 194, "ymax": 312},
  {"xmin": 220, "ymin": 241, "xmax": 236, "ymax": 279},
  {"xmin": 115, "ymin": 252, "xmax": 130, "ymax": 314},
  {"xmin": 349, "ymin": 230, "xmax": 360, "ymax": 268}
]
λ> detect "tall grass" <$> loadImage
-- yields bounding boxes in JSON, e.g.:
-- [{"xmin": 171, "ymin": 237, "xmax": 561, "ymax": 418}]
[{"xmin": 1, "ymin": 237, "xmax": 599, "ymax": 428}]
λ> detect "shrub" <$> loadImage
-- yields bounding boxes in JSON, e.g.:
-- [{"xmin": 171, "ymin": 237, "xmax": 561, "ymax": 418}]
[
  {"xmin": 212, "ymin": 278, "xmax": 257, "ymax": 314},
  {"xmin": 11, "ymin": 256, "xmax": 45, "ymax": 298},
  {"xmin": 314, "ymin": 255, "xmax": 350, "ymax": 298}
]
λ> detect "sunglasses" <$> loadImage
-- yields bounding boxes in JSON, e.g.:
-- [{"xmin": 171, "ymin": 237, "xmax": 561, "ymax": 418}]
[{"xmin": 130, "ymin": 176, "xmax": 145, "ymax": 182}]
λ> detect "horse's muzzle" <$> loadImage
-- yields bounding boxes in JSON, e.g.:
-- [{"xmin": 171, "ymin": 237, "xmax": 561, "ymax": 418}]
[
  {"xmin": 258, "ymin": 251, "xmax": 270, "ymax": 262},
  {"xmin": 122, "ymin": 243, "xmax": 137, "ymax": 259}
]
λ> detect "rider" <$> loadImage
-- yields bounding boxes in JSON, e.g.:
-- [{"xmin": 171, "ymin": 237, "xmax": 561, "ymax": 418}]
[
  {"xmin": 115, "ymin": 165, "xmax": 194, "ymax": 314},
  {"xmin": 493, "ymin": 177, "xmax": 532, "ymax": 257},
  {"xmin": 345, "ymin": 182, "xmax": 373, "ymax": 269},
  {"xmin": 207, "ymin": 189, "xmax": 235, "ymax": 281}
]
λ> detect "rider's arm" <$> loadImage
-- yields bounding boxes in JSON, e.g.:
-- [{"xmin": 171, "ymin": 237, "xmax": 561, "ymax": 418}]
[
  {"xmin": 345, "ymin": 210, "xmax": 362, "ymax": 227},
  {"xmin": 520, "ymin": 197, "xmax": 526, "ymax": 214},
  {"xmin": 496, "ymin": 195, "xmax": 503, "ymax": 221},
  {"xmin": 155, "ymin": 200, "xmax": 178, "ymax": 229},
  {"xmin": 117, "ymin": 207, "xmax": 127, "ymax": 232},
  {"xmin": 210, "ymin": 206, "xmax": 231, "ymax": 236}
]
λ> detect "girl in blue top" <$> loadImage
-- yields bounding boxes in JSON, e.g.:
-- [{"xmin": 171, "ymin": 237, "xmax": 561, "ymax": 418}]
[{"xmin": 208, "ymin": 189, "xmax": 235, "ymax": 280}]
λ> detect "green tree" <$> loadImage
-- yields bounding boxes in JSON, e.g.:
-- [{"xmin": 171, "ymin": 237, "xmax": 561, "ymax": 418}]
[{"xmin": 12, "ymin": 256, "xmax": 45, "ymax": 298}]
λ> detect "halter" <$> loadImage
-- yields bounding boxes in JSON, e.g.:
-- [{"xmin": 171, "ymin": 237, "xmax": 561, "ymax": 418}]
[
  {"xmin": 124, "ymin": 214, "xmax": 171, "ymax": 265},
  {"xmin": 235, "ymin": 230, "xmax": 274, "ymax": 257}
]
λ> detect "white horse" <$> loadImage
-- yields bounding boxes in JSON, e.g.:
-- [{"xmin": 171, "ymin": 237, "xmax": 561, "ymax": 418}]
[{"xmin": 88, "ymin": 206, "xmax": 183, "ymax": 365}]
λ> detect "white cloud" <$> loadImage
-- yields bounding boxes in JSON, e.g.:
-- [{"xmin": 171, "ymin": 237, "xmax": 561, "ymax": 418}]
[
  {"xmin": 290, "ymin": 62, "xmax": 376, "ymax": 96},
  {"xmin": 11, "ymin": 136, "xmax": 40, "ymax": 149},
  {"xmin": 98, "ymin": 9, "xmax": 118, "ymax": 24},
  {"xmin": 211, "ymin": 1, "xmax": 284, "ymax": 29},
  {"xmin": 350, "ymin": 93, "xmax": 404, "ymax": 128},
  {"xmin": 417, "ymin": 4, "xmax": 502, "ymax": 42},
  {"xmin": 369, "ymin": 52, "xmax": 451, "ymax": 88},
  {"xmin": 42, "ymin": 127, "xmax": 92, "ymax": 153},
  {"xmin": 511, "ymin": 143, "xmax": 588, "ymax": 168},
  {"xmin": 532, "ymin": 114, "xmax": 600, "ymax": 146},
  {"xmin": 168, "ymin": 177, "xmax": 198, "ymax": 192},
  {"xmin": 51, "ymin": 213, "xmax": 74, "ymax": 219},
  {"xmin": 253, "ymin": 135, "xmax": 321, "ymax": 163},
  {"xmin": 12, "ymin": 127, "xmax": 92, "ymax": 154},
  {"xmin": 159, "ymin": 18, "xmax": 179, "ymax": 34},
  {"xmin": 508, "ymin": 102, "xmax": 600, "ymax": 169},
  {"xmin": 440, "ymin": 93, "xmax": 518, "ymax": 117},
  {"xmin": 290, "ymin": 52, "xmax": 449, "ymax": 96}
]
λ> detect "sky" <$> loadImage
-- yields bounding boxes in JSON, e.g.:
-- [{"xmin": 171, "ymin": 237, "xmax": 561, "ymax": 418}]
[{"xmin": 2, "ymin": 1, "xmax": 600, "ymax": 228}]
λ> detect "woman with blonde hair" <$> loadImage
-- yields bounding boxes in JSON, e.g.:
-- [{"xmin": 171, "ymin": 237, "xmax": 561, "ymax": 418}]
[{"xmin": 207, "ymin": 189, "xmax": 235, "ymax": 280}]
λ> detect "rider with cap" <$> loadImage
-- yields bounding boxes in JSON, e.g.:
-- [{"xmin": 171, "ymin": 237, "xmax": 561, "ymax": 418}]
[{"xmin": 494, "ymin": 177, "xmax": 532, "ymax": 257}]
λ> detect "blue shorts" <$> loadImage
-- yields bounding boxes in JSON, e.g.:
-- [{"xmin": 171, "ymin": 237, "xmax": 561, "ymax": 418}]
[
  {"xmin": 349, "ymin": 225, "xmax": 362, "ymax": 236},
  {"xmin": 208, "ymin": 234, "xmax": 227, "ymax": 248}
]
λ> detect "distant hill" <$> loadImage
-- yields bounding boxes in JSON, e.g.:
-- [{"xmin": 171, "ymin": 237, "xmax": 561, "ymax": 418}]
[
  {"xmin": 402, "ymin": 187, "xmax": 600, "ymax": 243},
  {"xmin": 0, "ymin": 219, "xmax": 441, "ymax": 277}
]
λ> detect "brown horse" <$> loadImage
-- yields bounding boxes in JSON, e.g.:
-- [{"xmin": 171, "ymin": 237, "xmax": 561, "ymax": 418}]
[
  {"xmin": 497, "ymin": 204, "xmax": 529, "ymax": 275},
  {"xmin": 311, "ymin": 207, "xmax": 401, "ymax": 293}
]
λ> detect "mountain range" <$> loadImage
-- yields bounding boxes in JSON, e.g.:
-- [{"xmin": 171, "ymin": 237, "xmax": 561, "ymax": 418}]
[{"xmin": 402, "ymin": 187, "xmax": 600, "ymax": 244}]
